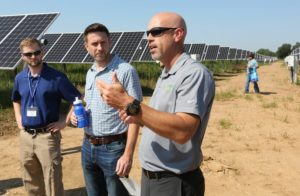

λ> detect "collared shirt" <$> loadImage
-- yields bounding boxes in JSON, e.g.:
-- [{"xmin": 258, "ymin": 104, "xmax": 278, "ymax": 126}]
[
  {"xmin": 139, "ymin": 53, "xmax": 215, "ymax": 174},
  {"xmin": 84, "ymin": 54, "xmax": 142, "ymax": 136},
  {"xmin": 11, "ymin": 63, "xmax": 81, "ymax": 128},
  {"xmin": 247, "ymin": 59, "xmax": 258, "ymax": 74}
]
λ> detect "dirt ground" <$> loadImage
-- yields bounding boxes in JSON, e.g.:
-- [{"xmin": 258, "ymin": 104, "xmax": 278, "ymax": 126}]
[{"xmin": 0, "ymin": 61, "xmax": 300, "ymax": 196}]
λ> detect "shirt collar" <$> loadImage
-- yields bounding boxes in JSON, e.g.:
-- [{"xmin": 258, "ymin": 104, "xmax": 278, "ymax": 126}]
[
  {"xmin": 90, "ymin": 54, "xmax": 117, "ymax": 73},
  {"xmin": 161, "ymin": 52, "xmax": 189, "ymax": 78},
  {"xmin": 24, "ymin": 62, "xmax": 48, "ymax": 78}
]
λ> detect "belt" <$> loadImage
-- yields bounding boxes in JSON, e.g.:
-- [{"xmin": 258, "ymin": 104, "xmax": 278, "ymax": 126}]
[
  {"xmin": 85, "ymin": 132, "xmax": 127, "ymax": 145},
  {"xmin": 24, "ymin": 127, "xmax": 48, "ymax": 135},
  {"xmin": 142, "ymin": 168, "xmax": 177, "ymax": 179}
]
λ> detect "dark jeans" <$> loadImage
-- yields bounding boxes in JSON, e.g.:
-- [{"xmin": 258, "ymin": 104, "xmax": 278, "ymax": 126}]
[
  {"xmin": 81, "ymin": 138, "xmax": 129, "ymax": 196},
  {"xmin": 244, "ymin": 74, "xmax": 260, "ymax": 93},
  {"xmin": 141, "ymin": 168, "xmax": 205, "ymax": 196}
]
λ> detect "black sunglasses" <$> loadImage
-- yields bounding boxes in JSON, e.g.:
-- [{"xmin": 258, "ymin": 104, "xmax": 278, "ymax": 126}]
[
  {"xmin": 146, "ymin": 27, "xmax": 178, "ymax": 37},
  {"xmin": 22, "ymin": 50, "xmax": 42, "ymax": 57}
]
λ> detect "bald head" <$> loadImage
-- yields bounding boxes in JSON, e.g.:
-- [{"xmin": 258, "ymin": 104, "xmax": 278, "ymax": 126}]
[{"xmin": 148, "ymin": 12, "xmax": 187, "ymax": 41}]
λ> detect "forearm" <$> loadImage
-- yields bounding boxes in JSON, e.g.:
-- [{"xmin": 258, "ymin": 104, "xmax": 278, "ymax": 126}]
[
  {"xmin": 123, "ymin": 123, "xmax": 139, "ymax": 157},
  {"xmin": 13, "ymin": 101, "xmax": 23, "ymax": 129},
  {"xmin": 65, "ymin": 105, "xmax": 74, "ymax": 125},
  {"xmin": 137, "ymin": 103, "xmax": 200, "ymax": 144}
]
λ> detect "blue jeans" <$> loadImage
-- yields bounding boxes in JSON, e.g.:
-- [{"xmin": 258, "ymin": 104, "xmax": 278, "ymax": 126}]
[
  {"xmin": 81, "ymin": 138, "xmax": 129, "ymax": 196},
  {"xmin": 244, "ymin": 74, "xmax": 260, "ymax": 93}
]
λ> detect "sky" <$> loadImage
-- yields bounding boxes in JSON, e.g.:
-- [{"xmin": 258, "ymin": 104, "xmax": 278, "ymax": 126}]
[{"xmin": 1, "ymin": 0, "xmax": 299, "ymax": 52}]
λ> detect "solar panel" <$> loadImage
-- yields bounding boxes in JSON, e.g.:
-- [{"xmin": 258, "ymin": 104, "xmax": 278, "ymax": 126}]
[
  {"xmin": 189, "ymin": 44, "xmax": 206, "ymax": 57},
  {"xmin": 44, "ymin": 33, "xmax": 81, "ymax": 63},
  {"xmin": 42, "ymin": 33, "xmax": 62, "ymax": 57},
  {"xmin": 132, "ymin": 39, "xmax": 148, "ymax": 61},
  {"xmin": 0, "ymin": 13, "xmax": 59, "ymax": 70},
  {"xmin": 217, "ymin": 47, "xmax": 230, "ymax": 60},
  {"xmin": 0, "ymin": 15, "xmax": 24, "ymax": 43},
  {"xmin": 235, "ymin": 49, "xmax": 242, "ymax": 59},
  {"xmin": 112, "ymin": 31, "xmax": 144, "ymax": 62},
  {"xmin": 204, "ymin": 45, "xmax": 220, "ymax": 60},
  {"xmin": 228, "ymin": 48, "xmax": 237, "ymax": 60},
  {"xmin": 245, "ymin": 51, "xmax": 250, "ymax": 58},
  {"xmin": 62, "ymin": 34, "xmax": 87, "ymax": 63},
  {"xmin": 184, "ymin": 44, "xmax": 191, "ymax": 53},
  {"xmin": 241, "ymin": 50, "xmax": 246, "ymax": 59},
  {"xmin": 140, "ymin": 44, "xmax": 153, "ymax": 61}
]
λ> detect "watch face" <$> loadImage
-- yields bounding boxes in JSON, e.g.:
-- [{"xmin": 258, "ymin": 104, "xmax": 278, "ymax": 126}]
[
  {"xmin": 129, "ymin": 106, "xmax": 137, "ymax": 114},
  {"xmin": 126, "ymin": 99, "xmax": 140, "ymax": 116}
]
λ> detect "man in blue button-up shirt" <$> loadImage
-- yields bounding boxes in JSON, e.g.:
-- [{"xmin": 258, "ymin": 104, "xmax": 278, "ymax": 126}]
[{"xmin": 12, "ymin": 38, "xmax": 81, "ymax": 196}]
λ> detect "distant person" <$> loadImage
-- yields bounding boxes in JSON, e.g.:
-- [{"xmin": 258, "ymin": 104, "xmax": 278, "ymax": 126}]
[
  {"xmin": 264, "ymin": 58, "xmax": 267, "ymax": 64},
  {"xmin": 285, "ymin": 55, "xmax": 299, "ymax": 84},
  {"xmin": 244, "ymin": 53, "xmax": 260, "ymax": 93},
  {"xmin": 70, "ymin": 23, "xmax": 142, "ymax": 196},
  {"xmin": 97, "ymin": 12, "xmax": 215, "ymax": 196},
  {"xmin": 11, "ymin": 38, "xmax": 81, "ymax": 196}
]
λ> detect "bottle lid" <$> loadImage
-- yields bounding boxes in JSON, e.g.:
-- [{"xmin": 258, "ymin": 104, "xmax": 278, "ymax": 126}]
[{"xmin": 73, "ymin": 97, "xmax": 82, "ymax": 104}]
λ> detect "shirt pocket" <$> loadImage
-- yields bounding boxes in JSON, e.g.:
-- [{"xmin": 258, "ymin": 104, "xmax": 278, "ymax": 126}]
[{"xmin": 84, "ymin": 81, "xmax": 94, "ymax": 105}]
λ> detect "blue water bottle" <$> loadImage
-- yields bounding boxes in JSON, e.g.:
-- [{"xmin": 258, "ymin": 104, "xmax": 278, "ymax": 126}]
[{"xmin": 73, "ymin": 97, "xmax": 89, "ymax": 128}]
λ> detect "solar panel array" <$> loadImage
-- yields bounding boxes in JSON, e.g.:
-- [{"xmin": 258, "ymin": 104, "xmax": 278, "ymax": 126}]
[
  {"xmin": 228, "ymin": 48, "xmax": 237, "ymax": 60},
  {"xmin": 43, "ymin": 31, "xmax": 144, "ymax": 64},
  {"xmin": 235, "ymin": 49, "xmax": 242, "ymax": 60},
  {"xmin": 0, "ymin": 13, "xmax": 59, "ymax": 70},
  {"xmin": 291, "ymin": 47, "xmax": 300, "ymax": 59},
  {"xmin": 184, "ymin": 44, "xmax": 191, "ymax": 53},
  {"xmin": 0, "ymin": 13, "xmax": 275, "ymax": 69},
  {"xmin": 217, "ymin": 47, "xmax": 230, "ymax": 60},
  {"xmin": 132, "ymin": 39, "xmax": 148, "ymax": 61},
  {"xmin": 190, "ymin": 44, "xmax": 206, "ymax": 60},
  {"xmin": 140, "ymin": 44, "xmax": 152, "ymax": 61},
  {"xmin": 204, "ymin": 45, "xmax": 220, "ymax": 60}
]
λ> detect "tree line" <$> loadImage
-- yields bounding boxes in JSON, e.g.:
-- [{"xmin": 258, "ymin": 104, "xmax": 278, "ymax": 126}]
[{"xmin": 257, "ymin": 42, "xmax": 300, "ymax": 59}]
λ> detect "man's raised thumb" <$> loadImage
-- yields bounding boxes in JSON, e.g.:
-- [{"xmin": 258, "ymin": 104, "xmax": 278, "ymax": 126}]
[{"xmin": 112, "ymin": 71, "xmax": 120, "ymax": 84}]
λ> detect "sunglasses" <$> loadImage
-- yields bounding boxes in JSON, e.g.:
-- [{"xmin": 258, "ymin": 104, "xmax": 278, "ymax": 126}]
[
  {"xmin": 22, "ymin": 50, "xmax": 42, "ymax": 57},
  {"xmin": 146, "ymin": 27, "xmax": 178, "ymax": 37}
]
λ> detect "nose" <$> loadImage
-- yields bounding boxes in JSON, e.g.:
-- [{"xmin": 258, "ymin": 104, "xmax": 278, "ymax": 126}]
[
  {"xmin": 147, "ymin": 35, "xmax": 154, "ymax": 42},
  {"xmin": 96, "ymin": 44, "xmax": 103, "ymax": 51}
]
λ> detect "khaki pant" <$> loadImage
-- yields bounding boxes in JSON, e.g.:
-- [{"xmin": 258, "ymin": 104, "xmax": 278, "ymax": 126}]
[{"xmin": 20, "ymin": 130, "xmax": 64, "ymax": 196}]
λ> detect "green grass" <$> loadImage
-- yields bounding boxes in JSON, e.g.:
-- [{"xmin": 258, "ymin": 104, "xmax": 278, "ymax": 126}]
[
  {"xmin": 215, "ymin": 90, "xmax": 237, "ymax": 101},
  {"xmin": 219, "ymin": 119, "xmax": 232, "ymax": 129},
  {"xmin": 0, "ymin": 60, "xmax": 249, "ymax": 109},
  {"xmin": 244, "ymin": 94, "xmax": 253, "ymax": 101},
  {"xmin": 262, "ymin": 102, "xmax": 278, "ymax": 108}
]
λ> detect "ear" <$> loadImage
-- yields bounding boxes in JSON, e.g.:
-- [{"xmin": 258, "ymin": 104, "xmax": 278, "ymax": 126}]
[
  {"xmin": 84, "ymin": 41, "xmax": 88, "ymax": 50},
  {"xmin": 174, "ymin": 28, "xmax": 185, "ymax": 43}
]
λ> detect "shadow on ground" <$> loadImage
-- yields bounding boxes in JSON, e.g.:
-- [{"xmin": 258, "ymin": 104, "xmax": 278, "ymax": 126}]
[
  {"xmin": 259, "ymin": 92, "xmax": 277, "ymax": 95},
  {"xmin": 61, "ymin": 146, "xmax": 81, "ymax": 156},
  {"xmin": 0, "ymin": 178, "xmax": 23, "ymax": 195},
  {"xmin": 65, "ymin": 187, "xmax": 87, "ymax": 196}
]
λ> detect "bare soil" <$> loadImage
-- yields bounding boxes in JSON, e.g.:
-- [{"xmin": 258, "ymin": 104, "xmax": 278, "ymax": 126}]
[{"xmin": 1, "ymin": 61, "xmax": 300, "ymax": 196}]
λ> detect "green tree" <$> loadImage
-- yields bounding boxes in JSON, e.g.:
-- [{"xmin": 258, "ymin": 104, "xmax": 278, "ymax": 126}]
[
  {"xmin": 276, "ymin": 43, "xmax": 291, "ymax": 59},
  {"xmin": 256, "ymin": 48, "xmax": 276, "ymax": 56}
]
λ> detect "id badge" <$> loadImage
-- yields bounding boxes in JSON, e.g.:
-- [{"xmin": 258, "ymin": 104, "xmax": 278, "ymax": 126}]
[{"xmin": 26, "ymin": 106, "xmax": 38, "ymax": 117}]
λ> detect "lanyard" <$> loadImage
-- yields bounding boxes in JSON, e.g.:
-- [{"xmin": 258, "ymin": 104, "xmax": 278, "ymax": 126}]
[{"xmin": 27, "ymin": 71, "xmax": 41, "ymax": 106}]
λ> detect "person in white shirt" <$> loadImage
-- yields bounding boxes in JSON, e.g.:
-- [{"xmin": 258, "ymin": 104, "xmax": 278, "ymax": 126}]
[{"xmin": 285, "ymin": 55, "xmax": 299, "ymax": 83}]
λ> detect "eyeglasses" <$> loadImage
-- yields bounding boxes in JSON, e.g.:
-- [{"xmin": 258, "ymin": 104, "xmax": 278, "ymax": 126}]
[
  {"xmin": 22, "ymin": 50, "xmax": 42, "ymax": 57},
  {"xmin": 146, "ymin": 27, "xmax": 178, "ymax": 37}
]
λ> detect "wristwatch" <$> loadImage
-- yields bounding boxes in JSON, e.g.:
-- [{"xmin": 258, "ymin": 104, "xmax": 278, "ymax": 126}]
[{"xmin": 125, "ymin": 99, "xmax": 140, "ymax": 116}]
